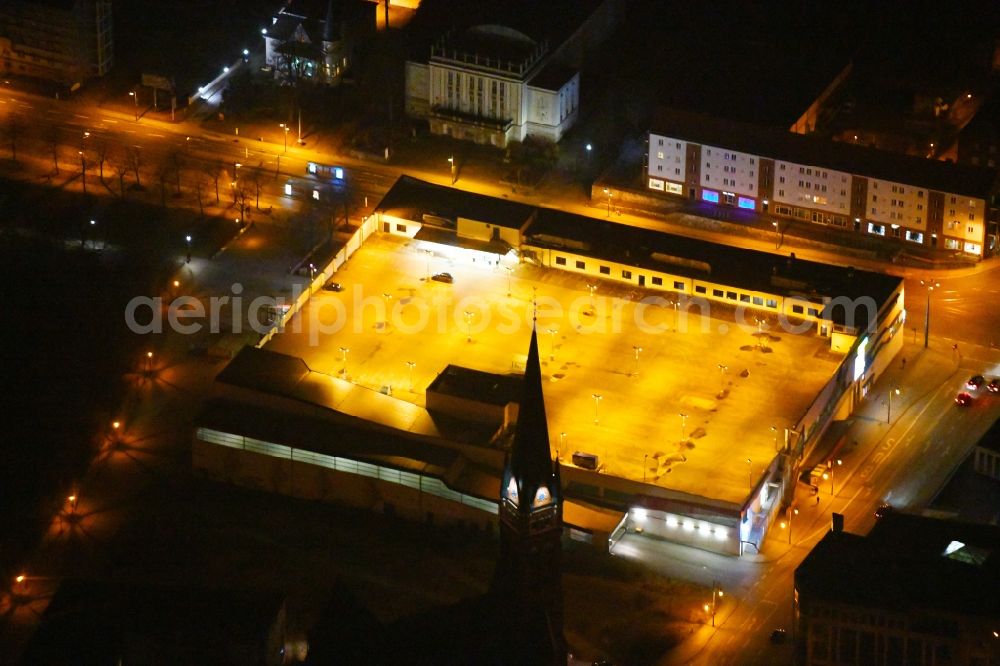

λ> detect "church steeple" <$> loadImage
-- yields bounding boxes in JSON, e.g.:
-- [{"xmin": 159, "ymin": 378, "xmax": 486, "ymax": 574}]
[
  {"xmin": 501, "ymin": 327, "xmax": 561, "ymax": 521},
  {"xmin": 322, "ymin": 0, "xmax": 337, "ymax": 43},
  {"xmin": 493, "ymin": 327, "xmax": 565, "ymax": 664}
]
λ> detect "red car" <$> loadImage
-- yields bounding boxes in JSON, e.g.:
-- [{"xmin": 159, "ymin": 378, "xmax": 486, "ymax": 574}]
[{"xmin": 955, "ymin": 392, "xmax": 974, "ymax": 406}]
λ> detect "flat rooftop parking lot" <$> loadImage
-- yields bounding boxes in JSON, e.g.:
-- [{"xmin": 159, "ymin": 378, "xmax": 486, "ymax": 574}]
[{"xmin": 265, "ymin": 235, "xmax": 843, "ymax": 505}]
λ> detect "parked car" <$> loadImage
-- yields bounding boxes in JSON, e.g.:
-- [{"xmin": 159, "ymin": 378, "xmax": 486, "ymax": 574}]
[
  {"xmin": 955, "ymin": 392, "xmax": 974, "ymax": 406},
  {"xmin": 966, "ymin": 375, "xmax": 985, "ymax": 390},
  {"xmin": 431, "ymin": 272, "xmax": 454, "ymax": 283},
  {"xmin": 769, "ymin": 628, "xmax": 787, "ymax": 644},
  {"xmin": 323, "ymin": 281, "xmax": 343, "ymax": 292},
  {"xmin": 874, "ymin": 503, "xmax": 894, "ymax": 519},
  {"xmin": 988, "ymin": 378, "xmax": 999, "ymax": 394}
]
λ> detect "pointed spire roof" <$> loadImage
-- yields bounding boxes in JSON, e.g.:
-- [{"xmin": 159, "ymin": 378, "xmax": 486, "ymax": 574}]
[
  {"xmin": 322, "ymin": 0, "xmax": 337, "ymax": 42},
  {"xmin": 505, "ymin": 327, "xmax": 558, "ymax": 514}
]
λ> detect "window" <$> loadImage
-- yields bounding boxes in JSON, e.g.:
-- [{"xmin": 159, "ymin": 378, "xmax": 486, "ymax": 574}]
[
  {"xmin": 622, "ymin": 270, "xmax": 632, "ymax": 279},
  {"xmin": 792, "ymin": 304, "xmax": 804, "ymax": 314},
  {"xmin": 740, "ymin": 294, "xmax": 750, "ymax": 303},
  {"xmin": 712, "ymin": 289, "xmax": 724, "ymax": 297},
  {"xmin": 395, "ymin": 223, "xmax": 406, "ymax": 232},
  {"xmin": 726, "ymin": 291, "xmax": 737, "ymax": 300},
  {"xmin": 657, "ymin": 151, "xmax": 664, "ymax": 159},
  {"xmin": 968, "ymin": 226, "xmax": 975, "ymax": 234},
  {"xmin": 673, "ymin": 281, "xmax": 684, "ymax": 290},
  {"xmin": 969, "ymin": 212, "xmax": 976, "ymax": 220},
  {"xmin": 651, "ymin": 276, "xmax": 662, "ymax": 286},
  {"xmin": 695, "ymin": 285, "xmax": 707, "ymax": 294},
  {"xmin": 575, "ymin": 260, "xmax": 585, "ymax": 269},
  {"xmin": 753, "ymin": 296, "xmax": 763, "ymax": 306},
  {"xmin": 555, "ymin": 256, "xmax": 566, "ymax": 266},
  {"xmin": 807, "ymin": 308, "xmax": 819, "ymax": 317},
  {"xmin": 868, "ymin": 223, "xmax": 886, "ymax": 236},
  {"xmin": 599, "ymin": 265, "xmax": 610, "ymax": 275},
  {"xmin": 658, "ymin": 138, "xmax": 663, "ymax": 146},
  {"xmin": 765, "ymin": 299, "xmax": 777, "ymax": 308},
  {"xmin": 905, "ymin": 230, "xmax": 923, "ymax": 243}
]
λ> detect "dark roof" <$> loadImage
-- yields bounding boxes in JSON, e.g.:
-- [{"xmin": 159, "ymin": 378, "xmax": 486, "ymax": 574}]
[
  {"xmin": 216, "ymin": 346, "xmax": 310, "ymax": 397},
  {"xmin": 796, "ymin": 514, "xmax": 1000, "ymax": 617},
  {"xmin": 528, "ymin": 61, "xmax": 577, "ymax": 92},
  {"xmin": 525, "ymin": 207, "xmax": 901, "ymax": 328},
  {"xmin": 376, "ymin": 175, "xmax": 535, "ymax": 231},
  {"xmin": 427, "ymin": 364, "xmax": 523, "ymax": 406},
  {"xmin": 651, "ymin": 108, "xmax": 1000, "ymax": 198},
  {"xmin": 404, "ymin": 0, "xmax": 602, "ymax": 63},
  {"xmin": 503, "ymin": 329, "xmax": 560, "ymax": 516},
  {"xmin": 978, "ymin": 416, "xmax": 1000, "ymax": 454}
]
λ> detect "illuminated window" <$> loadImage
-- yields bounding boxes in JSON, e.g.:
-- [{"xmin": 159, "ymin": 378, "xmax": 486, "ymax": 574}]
[
  {"xmin": 702, "ymin": 190, "xmax": 719, "ymax": 203},
  {"xmin": 737, "ymin": 196, "xmax": 755, "ymax": 209},
  {"xmin": 506, "ymin": 478, "xmax": 519, "ymax": 506},
  {"xmin": 533, "ymin": 485, "xmax": 551, "ymax": 507}
]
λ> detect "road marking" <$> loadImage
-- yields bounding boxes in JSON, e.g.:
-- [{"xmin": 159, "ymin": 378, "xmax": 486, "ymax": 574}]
[
  {"xmin": 73, "ymin": 114, "xmax": 90, "ymax": 120},
  {"xmin": 149, "ymin": 133, "xmax": 166, "ymax": 138},
  {"xmin": 102, "ymin": 118, "xmax": 119, "ymax": 124}
]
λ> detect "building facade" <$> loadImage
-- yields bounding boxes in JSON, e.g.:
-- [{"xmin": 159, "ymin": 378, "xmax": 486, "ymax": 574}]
[
  {"xmin": 0, "ymin": 0, "xmax": 112, "ymax": 85},
  {"xmin": 647, "ymin": 110, "xmax": 999, "ymax": 258},
  {"xmin": 405, "ymin": 25, "xmax": 579, "ymax": 147},
  {"xmin": 263, "ymin": 0, "xmax": 376, "ymax": 86},
  {"xmin": 795, "ymin": 514, "xmax": 1000, "ymax": 666}
]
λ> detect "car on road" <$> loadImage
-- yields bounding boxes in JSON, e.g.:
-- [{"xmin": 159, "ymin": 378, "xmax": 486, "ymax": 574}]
[
  {"xmin": 966, "ymin": 375, "xmax": 985, "ymax": 390},
  {"xmin": 874, "ymin": 503, "xmax": 894, "ymax": 520},
  {"xmin": 323, "ymin": 281, "xmax": 343, "ymax": 292},
  {"xmin": 955, "ymin": 392, "xmax": 974, "ymax": 406},
  {"xmin": 769, "ymin": 628, "xmax": 787, "ymax": 644},
  {"xmin": 431, "ymin": 272, "xmax": 454, "ymax": 283},
  {"xmin": 988, "ymin": 378, "xmax": 999, "ymax": 394}
]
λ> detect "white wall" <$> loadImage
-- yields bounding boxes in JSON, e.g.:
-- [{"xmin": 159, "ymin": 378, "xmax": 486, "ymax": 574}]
[
  {"xmin": 700, "ymin": 145, "xmax": 758, "ymax": 199},
  {"xmin": 774, "ymin": 161, "xmax": 852, "ymax": 216},
  {"xmin": 648, "ymin": 134, "xmax": 687, "ymax": 187}
]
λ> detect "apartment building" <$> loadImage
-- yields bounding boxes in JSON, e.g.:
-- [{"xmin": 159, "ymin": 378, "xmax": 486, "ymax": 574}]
[
  {"xmin": 647, "ymin": 109, "xmax": 1000, "ymax": 258},
  {"xmin": 0, "ymin": 0, "xmax": 112, "ymax": 85}
]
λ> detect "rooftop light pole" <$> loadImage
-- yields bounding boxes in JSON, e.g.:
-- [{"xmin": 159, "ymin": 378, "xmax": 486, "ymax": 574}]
[
  {"xmin": 129, "ymin": 90, "xmax": 138, "ymax": 121},
  {"xmin": 592, "ymin": 393, "xmax": 603, "ymax": 425},
  {"xmin": 406, "ymin": 360, "xmax": 415, "ymax": 391},
  {"xmin": 603, "ymin": 187, "xmax": 612, "ymax": 217},
  {"xmin": 887, "ymin": 386, "xmax": 900, "ymax": 424}
]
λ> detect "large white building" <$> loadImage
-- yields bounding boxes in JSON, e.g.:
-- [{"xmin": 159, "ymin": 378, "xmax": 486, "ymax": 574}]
[
  {"xmin": 404, "ymin": 0, "xmax": 622, "ymax": 147},
  {"xmin": 647, "ymin": 109, "xmax": 999, "ymax": 259}
]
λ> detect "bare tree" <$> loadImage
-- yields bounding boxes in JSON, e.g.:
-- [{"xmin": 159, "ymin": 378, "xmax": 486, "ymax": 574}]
[
  {"xmin": 155, "ymin": 160, "xmax": 171, "ymax": 207},
  {"xmin": 201, "ymin": 161, "xmax": 221, "ymax": 203},
  {"xmin": 125, "ymin": 146, "xmax": 143, "ymax": 188},
  {"xmin": 168, "ymin": 149, "xmax": 184, "ymax": 196},
  {"xmin": 251, "ymin": 162, "xmax": 264, "ymax": 210},
  {"xmin": 113, "ymin": 149, "xmax": 129, "ymax": 196},
  {"xmin": 95, "ymin": 138, "xmax": 109, "ymax": 182},
  {"xmin": 45, "ymin": 126, "xmax": 61, "ymax": 174},
  {"xmin": 233, "ymin": 183, "xmax": 250, "ymax": 222},
  {"xmin": 194, "ymin": 178, "xmax": 204, "ymax": 217},
  {"xmin": 3, "ymin": 115, "xmax": 23, "ymax": 162}
]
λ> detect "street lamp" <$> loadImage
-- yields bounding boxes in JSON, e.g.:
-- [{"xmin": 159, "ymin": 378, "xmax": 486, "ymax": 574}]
[
  {"xmin": 772, "ymin": 221, "xmax": 781, "ymax": 249},
  {"xmin": 145, "ymin": 351, "xmax": 153, "ymax": 375},
  {"xmin": 129, "ymin": 90, "xmax": 138, "ymax": 121},
  {"xmin": 887, "ymin": 386, "xmax": 901, "ymax": 424},
  {"xmin": 632, "ymin": 345, "xmax": 642, "ymax": 376},
  {"xmin": 185, "ymin": 234, "xmax": 192, "ymax": 263},
  {"xmin": 448, "ymin": 156, "xmax": 456, "ymax": 184},
  {"xmin": 78, "ymin": 150, "xmax": 87, "ymax": 194},
  {"xmin": 679, "ymin": 412, "xmax": 688, "ymax": 442},
  {"xmin": 464, "ymin": 310, "xmax": 475, "ymax": 342},
  {"xmin": 747, "ymin": 457, "xmax": 753, "ymax": 490},
  {"xmin": 339, "ymin": 346, "xmax": 349, "ymax": 377},
  {"xmin": 771, "ymin": 425, "xmax": 778, "ymax": 450},
  {"xmin": 602, "ymin": 187, "xmax": 612, "ymax": 217},
  {"xmin": 423, "ymin": 249, "xmax": 433, "ymax": 282},
  {"xmin": 548, "ymin": 327, "xmax": 558, "ymax": 360},
  {"xmin": 708, "ymin": 582, "xmax": 723, "ymax": 627},
  {"xmin": 822, "ymin": 459, "xmax": 842, "ymax": 496},
  {"xmin": 919, "ymin": 280, "xmax": 939, "ymax": 348},
  {"xmin": 504, "ymin": 265, "xmax": 513, "ymax": 297},
  {"xmin": 587, "ymin": 283, "xmax": 597, "ymax": 308},
  {"xmin": 780, "ymin": 507, "xmax": 799, "ymax": 544},
  {"xmin": 643, "ymin": 453, "xmax": 648, "ymax": 483},
  {"xmin": 383, "ymin": 292, "xmax": 392, "ymax": 329},
  {"xmin": 592, "ymin": 393, "xmax": 603, "ymax": 425},
  {"xmin": 279, "ymin": 123, "xmax": 289, "ymax": 153},
  {"xmin": 406, "ymin": 360, "xmax": 415, "ymax": 391},
  {"xmin": 718, "ymin": 363, "xmax": 727, "ymax": 391}
]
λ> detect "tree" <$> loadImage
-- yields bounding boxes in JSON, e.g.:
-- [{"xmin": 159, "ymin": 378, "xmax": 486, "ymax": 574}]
[
  {"xmin": 201, "ymin": 161, "xmax": 221, "ymax": 204},
  {"xmin": 3, "ymin": 115, "xmax": 23, "ymax": 162},
  {"xmin": 233, "ymin": 182, "xmax": 251, "ymax": 222},
  {"xmin": 168, "ymin": 149, "xmax": 184, "ymax": 196},
  {"xmin": 95, "ymin": 138, "xmax": 109, "ymax": 182},
  {"xmin": 113, "ymin": 150, "xmax": 129, "ymax": 196},
  {"xmin": 251, "ymin": 162, "xmax": 264, "ymax": 210},
  {"xmin": 45, "ymin": 126, "xmax": 61, "ymax": 174},
  {"xmin": 125, "ymin": 146, "xmax": 143, "ymax": 188},
  {"xmin": 156, "ymin": 160, "xmax": 170, "ymax": 207}
]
